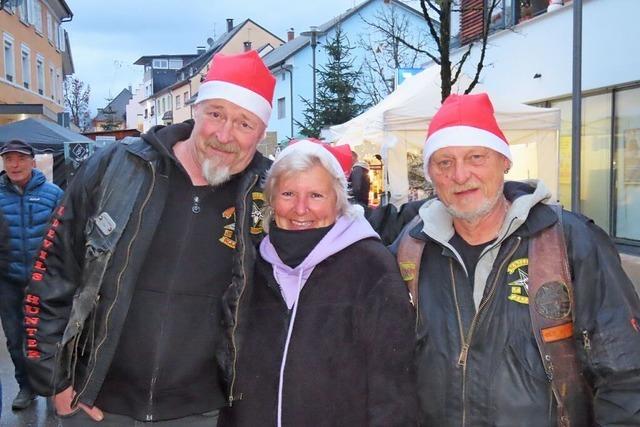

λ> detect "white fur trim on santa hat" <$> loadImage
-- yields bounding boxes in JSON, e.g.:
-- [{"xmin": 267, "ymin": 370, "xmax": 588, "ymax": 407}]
[
  {"xmin": 423, "ymin": 125, "xmax": 512, "ymax": 179},
  {"xmin": 196, "ymin": 80, "xmax": 272, "ymax": 125},
  {"xmin": 275, "ymin": 140, "xmax": 345, "ymax": 182}
]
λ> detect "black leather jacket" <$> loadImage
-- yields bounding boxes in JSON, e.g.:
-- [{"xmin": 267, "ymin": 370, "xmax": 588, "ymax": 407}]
[
  {"xmin": 23, "ymin": 121, "xmax": 270, "ymax": 408},
  {"xmin": 394, "ymin": 181, "xmax": 640, "ymax": 426}
]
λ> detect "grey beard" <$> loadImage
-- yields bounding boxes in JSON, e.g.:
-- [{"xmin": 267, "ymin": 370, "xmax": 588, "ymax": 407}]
[
  {"xmin": 202, "ymin": 158, "xmax": 231, "ymax": 187},
  {"xmin": 444, "ymin": 183, "xmax": 504, "ymax": 222}
]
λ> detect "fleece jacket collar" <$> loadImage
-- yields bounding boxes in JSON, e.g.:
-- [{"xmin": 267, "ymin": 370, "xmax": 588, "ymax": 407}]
[
  {"xmin": 260, "ymin": 214, "xmax": 379, "ymax": 309},
  {"xmin": 415, "ymin": 180, "xmax": 555, "ymax": 309}
]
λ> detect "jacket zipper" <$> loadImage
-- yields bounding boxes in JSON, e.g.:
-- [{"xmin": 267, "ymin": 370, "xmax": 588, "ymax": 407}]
[
  {"xmin": 228, "ymin": 174, "xmax": 259, "ymax": 406},
  {"xmin": 73, "ymin": 162, "xmax": 157, "ymax": 407},
  {"xmin": 453, "ymin": 237, "xmax": 521, "ymax": 427}
]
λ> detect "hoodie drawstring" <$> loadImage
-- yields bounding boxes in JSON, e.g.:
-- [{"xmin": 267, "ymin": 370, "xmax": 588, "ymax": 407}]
[{"xmin": 276, "ymin": 268, "xmax": 304, "ymax": 427}]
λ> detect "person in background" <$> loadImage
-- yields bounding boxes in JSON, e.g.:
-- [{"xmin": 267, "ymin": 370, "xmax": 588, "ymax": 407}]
[
  {"xmin": 23, "ymin": 51, "xmax": 275, "ymax": 426},
  {"xmin": 394, "ymin": 93, "xmax": 640, "ymax": 426},
  {"xmin": 0, "ymin": 139, "xmax": 63, "ymax": 411},
  {"xmin": 0, "ymin": 208, "xmax": 9, "ymax": 419},
  {"xmin": 348, "ymin": 150, "xmax": 371, "ymax": 213},
  {"xmin": 218, "ymin": 139, "xmax": 416, "ymax": 426}
]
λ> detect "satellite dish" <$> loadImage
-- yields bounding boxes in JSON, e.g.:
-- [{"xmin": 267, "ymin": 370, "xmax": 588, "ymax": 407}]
[{"xmin": 206, "ymin": 37, "xmax": 214, "ymax": 47}]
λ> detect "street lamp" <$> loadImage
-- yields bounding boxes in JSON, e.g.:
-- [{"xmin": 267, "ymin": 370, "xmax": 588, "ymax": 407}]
[{"xmin": 300, "ymin": 26, "xmax": 322, "ymax": 115}]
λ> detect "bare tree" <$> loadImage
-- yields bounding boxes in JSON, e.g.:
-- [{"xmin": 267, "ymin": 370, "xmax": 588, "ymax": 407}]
[
  {"xmin": 63, "ymin": 77, "xmax": 91, "ymax": 131},
  {"xmin": 367, "ymin": 0, "xmax": 501, "ymax": 102},
  {"xmin": 358, "ymin": 5, "xmax": 432, "ymax": 105}
]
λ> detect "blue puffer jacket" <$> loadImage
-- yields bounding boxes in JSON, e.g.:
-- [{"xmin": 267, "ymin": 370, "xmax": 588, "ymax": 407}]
[{"xmin": 0, "ymin": 169, "xmax": 63, "ymax": 284}]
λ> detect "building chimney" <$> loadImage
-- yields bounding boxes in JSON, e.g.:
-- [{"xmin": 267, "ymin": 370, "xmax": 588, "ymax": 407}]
[
  {"xmin": 226, "ymin": 18, "xmax": 234, "ymax": 32},
  {"xmin": 243, "ymin": 41, "xmax": 252, "ymax": 52},
  {"xmin": 196, "ymin": 45, "xmax": 206, "ymax": 55},
  {"xmin": 287, "ymin": 28, "xmax": 295, "ymax": 41}
]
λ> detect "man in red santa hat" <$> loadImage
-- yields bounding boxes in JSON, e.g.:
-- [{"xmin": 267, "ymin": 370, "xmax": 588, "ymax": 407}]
[
  {"xmin": 24, "ymin": 50, "xmax": 275, "ymax": 426},
  {"xmin": 395, "ymin": 93, "xmax": 640, "ymax": 426}
]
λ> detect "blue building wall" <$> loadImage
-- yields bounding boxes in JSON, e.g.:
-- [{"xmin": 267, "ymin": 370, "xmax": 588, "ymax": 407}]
[{"xmin": 267, "ymin": 0, "xmax": 434, "ymax": 143}]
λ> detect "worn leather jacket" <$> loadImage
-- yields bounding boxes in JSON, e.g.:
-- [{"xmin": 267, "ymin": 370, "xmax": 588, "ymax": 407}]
[
  {"xmin": 394, "ymin": 180, "xmax": 640, "ymax": 426},
  {"xmin": 23, "ymin": 121, "xmax": 270, "ymax": 408}
]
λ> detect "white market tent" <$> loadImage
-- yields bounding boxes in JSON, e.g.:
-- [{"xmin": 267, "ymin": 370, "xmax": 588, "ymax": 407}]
[{"xmin": 330, "ymin": 65, "xmax": 561, "ymax": 206}]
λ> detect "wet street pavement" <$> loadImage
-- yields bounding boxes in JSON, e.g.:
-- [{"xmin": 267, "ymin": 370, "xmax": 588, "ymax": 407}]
[{"xmin": 0, "ymin": 323, "xmax": 56, "ymax": 427}]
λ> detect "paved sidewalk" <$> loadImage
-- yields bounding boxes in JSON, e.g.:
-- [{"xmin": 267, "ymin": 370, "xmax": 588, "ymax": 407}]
[{"xmin": 0, "ymin": 322, "xmax": 56, "ymax": 427}]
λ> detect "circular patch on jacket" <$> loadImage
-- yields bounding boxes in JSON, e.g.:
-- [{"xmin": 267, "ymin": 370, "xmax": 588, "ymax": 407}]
[{"xmin": 534, "ymin": 281, "xmax": 571, "ymax": 320}]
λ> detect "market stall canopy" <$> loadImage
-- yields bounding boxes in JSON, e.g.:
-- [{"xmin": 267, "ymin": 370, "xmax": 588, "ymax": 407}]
[
  {"xmin": 0, "ymin": 118, "xmax": 92, "ymax": 153},
  {"xmin": 330, "ymin": 65, "xmax": 561, "ymax": 206}
]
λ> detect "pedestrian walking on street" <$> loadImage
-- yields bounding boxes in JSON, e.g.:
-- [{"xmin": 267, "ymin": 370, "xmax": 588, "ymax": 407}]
[
  {"xmin": 395, "ymin": 93, "xmax": 640, "ymax": 426},
  {"xmin": 0, "ymin": 139, "xmax": 63, "ymax": 411},
  {"xmin": 0, "ymin": 208, "xmax": 10, "ymax": 420},
  {"xmin": 219, "ymin": 140, "xmax": 416, "ymax": 426},
  {"xmin": 23, "ymin": 50, "xmax": 275, "ymax": 426}
]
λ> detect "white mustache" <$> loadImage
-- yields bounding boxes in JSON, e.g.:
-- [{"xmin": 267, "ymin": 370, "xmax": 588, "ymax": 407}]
[{"xmin": 206, "ymin": 137, "xmax": 239, "ymax": 154}]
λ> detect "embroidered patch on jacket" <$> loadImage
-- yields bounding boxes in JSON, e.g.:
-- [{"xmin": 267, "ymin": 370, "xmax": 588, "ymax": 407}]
[
  {"xmin": 534, "ymin": 281, "xmax": 572, "ymax": 320},
  {"xmin": 250, "ymin": 191, "xmax": 265, "ymax": 235},
  {"xmin": 219, "ymin": 206, "xmax": 236, "ymax": 249},
  {"xmin": 507, "ymin": 258, "xmax": 529, "ymax": 304}
]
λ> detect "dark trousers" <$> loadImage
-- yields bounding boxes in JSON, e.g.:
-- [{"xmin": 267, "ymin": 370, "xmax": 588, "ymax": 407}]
[
  {"xmin": 58, "ymin": 409, "xmax": 219, "ymax": 426},
  {"xmin": 0, "ymin": 279, "xmax": 31, "ymax": 390}
]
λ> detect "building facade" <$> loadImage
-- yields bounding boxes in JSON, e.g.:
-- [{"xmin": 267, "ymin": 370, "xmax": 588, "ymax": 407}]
[
  {"xmin": 132, "ymin": 18, "xmax": 283, "ymax": 133},
  {"xmin": 448, "ymin": 0, "xmax": 640, "ymax": 245},
  {"xmin": 263, "ymin": 0, "xmax": 434, "ymax": 145},
  {"xmin": 91, "ymin": 87, "xmax": 132, "ymax": 131},
  {"xmin": 0, "ymin": 0, "xmax": 73, "ymax": 125}
]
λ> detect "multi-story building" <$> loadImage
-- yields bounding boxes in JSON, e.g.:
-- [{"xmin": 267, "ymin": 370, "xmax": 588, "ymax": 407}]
[
  {"xmin": 133, "ymin": 53, "xmax": 199, "ymax": 132},
  {"xmin": 91, "ymin": 87, "xmax": 132, "ymax": 131},
  {"xmin": 263, "ymin": 0, "xmax": 432, "ymax": 145},
  {"xmin": 132, "ymin": 18, "xmax": 283, "ymax": 133},
  {"xmin": 0, "ymin": 0, "xmax": 73, "ymax": 125}
]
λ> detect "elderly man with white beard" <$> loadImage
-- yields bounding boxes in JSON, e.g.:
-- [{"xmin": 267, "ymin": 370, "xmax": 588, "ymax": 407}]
[
  {"xmin": 395, "ymin": 93, "xmax": 640, "ymax": 426},
  {"xmin": 23, "ymin": 51, "xmax": 275, "ymax": 426}
]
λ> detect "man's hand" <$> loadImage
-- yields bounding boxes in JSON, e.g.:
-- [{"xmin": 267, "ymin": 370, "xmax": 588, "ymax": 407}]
[{"xmin": 53, "ymin": 386, "xmax": 104, "ymax": 421}]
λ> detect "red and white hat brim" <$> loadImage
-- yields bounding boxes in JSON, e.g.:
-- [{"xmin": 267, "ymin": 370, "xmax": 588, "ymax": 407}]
[
  {"xmin": 423, "ymin": 125, "xmax": 512, "ymax": 179},
  {"xmin": 196, "ymin": 80, "xmax": 272, "ymax": 125},
  {"xmin": 275, "ymin": 140, "xmax": 346, "ymax": 181}
]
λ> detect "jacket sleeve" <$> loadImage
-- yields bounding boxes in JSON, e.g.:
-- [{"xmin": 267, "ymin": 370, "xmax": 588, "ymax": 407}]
[
  {"xmin": 23, "ymin": 153, "xmax": 104, "ymax": 396},
  {"xmin": 567, "ymin": 213, "xmax": 640, "ymax": 425},
  {"xmin": 0, "ymin": 211, "xmax": 9, "ymax": 276},
  {"xmin": 361, "ymin": 266, "xmax": 417, "ymax": 426}
]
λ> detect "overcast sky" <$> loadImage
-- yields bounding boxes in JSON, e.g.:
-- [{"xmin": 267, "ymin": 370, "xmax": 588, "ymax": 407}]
[{"xmin": 63, "ymin": 0, "xmax": 371, "ymax": 116}]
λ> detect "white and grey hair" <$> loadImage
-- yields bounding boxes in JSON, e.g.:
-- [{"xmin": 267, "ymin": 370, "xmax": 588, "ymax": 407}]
[{"xmin": 262, "ymin": 150, "xmax": 360, "ymax": 231}]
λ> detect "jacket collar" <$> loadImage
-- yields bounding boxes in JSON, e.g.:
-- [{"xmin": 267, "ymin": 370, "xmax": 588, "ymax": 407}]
[
  {"xmin": 413, "ymin": 179, "xmax": 557, "ymax": 245},
  {"xmin": 0, "ymin": 169, "xmax": 46, "ymax": 192}
]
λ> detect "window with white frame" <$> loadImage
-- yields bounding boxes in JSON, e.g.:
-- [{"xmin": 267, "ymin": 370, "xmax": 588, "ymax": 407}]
[
  {"xmin": 21, "ymin": 44, "xmax": 31, "ymax": 89},
  {"xmin": 19, "ymin": 0, "xmax": 29, "ymax": 23},
  {"xmin": 3, "ymin": 34, "xmax": 15, "ymax": 83},
  {"xmin": 4, "ymin": 0, "xmax": 16, "ymax": 13},
  {"xmin": 58, "ymin": 27, "xmax": 65, "ymax": 51},
  {"xmin": 36, "ymin": 55, "xmax": 44, "ymax": 95},
  {"xmin": 32, "ymin": 0, "xmax": 42, "ymax": 33},
  {"xmin": 277, "ymin": 97, "xmax": 286, "ymax": 119},
  {"xmin": 167, "ymin": 94, "xmax": 172, "ymax": 110},
  {"xmin": 49, "ymin": 64, "xmax": 54, "ymax": 99},
  {"xmin": 176, "ymin": 94, "xmax": 181, "ymax": 109},
  {"xmin": 53, "ymin": 21, "xmax": 59, "ymax": 50},
  {"xmin": 183, "ymin": 91, "xmax": 189, "ymax": 103},
  {"xmin": 152, "ymin": 59, "xmax": 168, "ymax": 69},
  {"xmin": 168, "ymin": 59, "xmax": 182, "ymax": 69},
  {"xmin": 47, "ymin": 11, "xmax": 53, "ymax": 42},
  {"xmin": 56, "ymin": 68, "xmax": 61, "ymax": 103}
]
